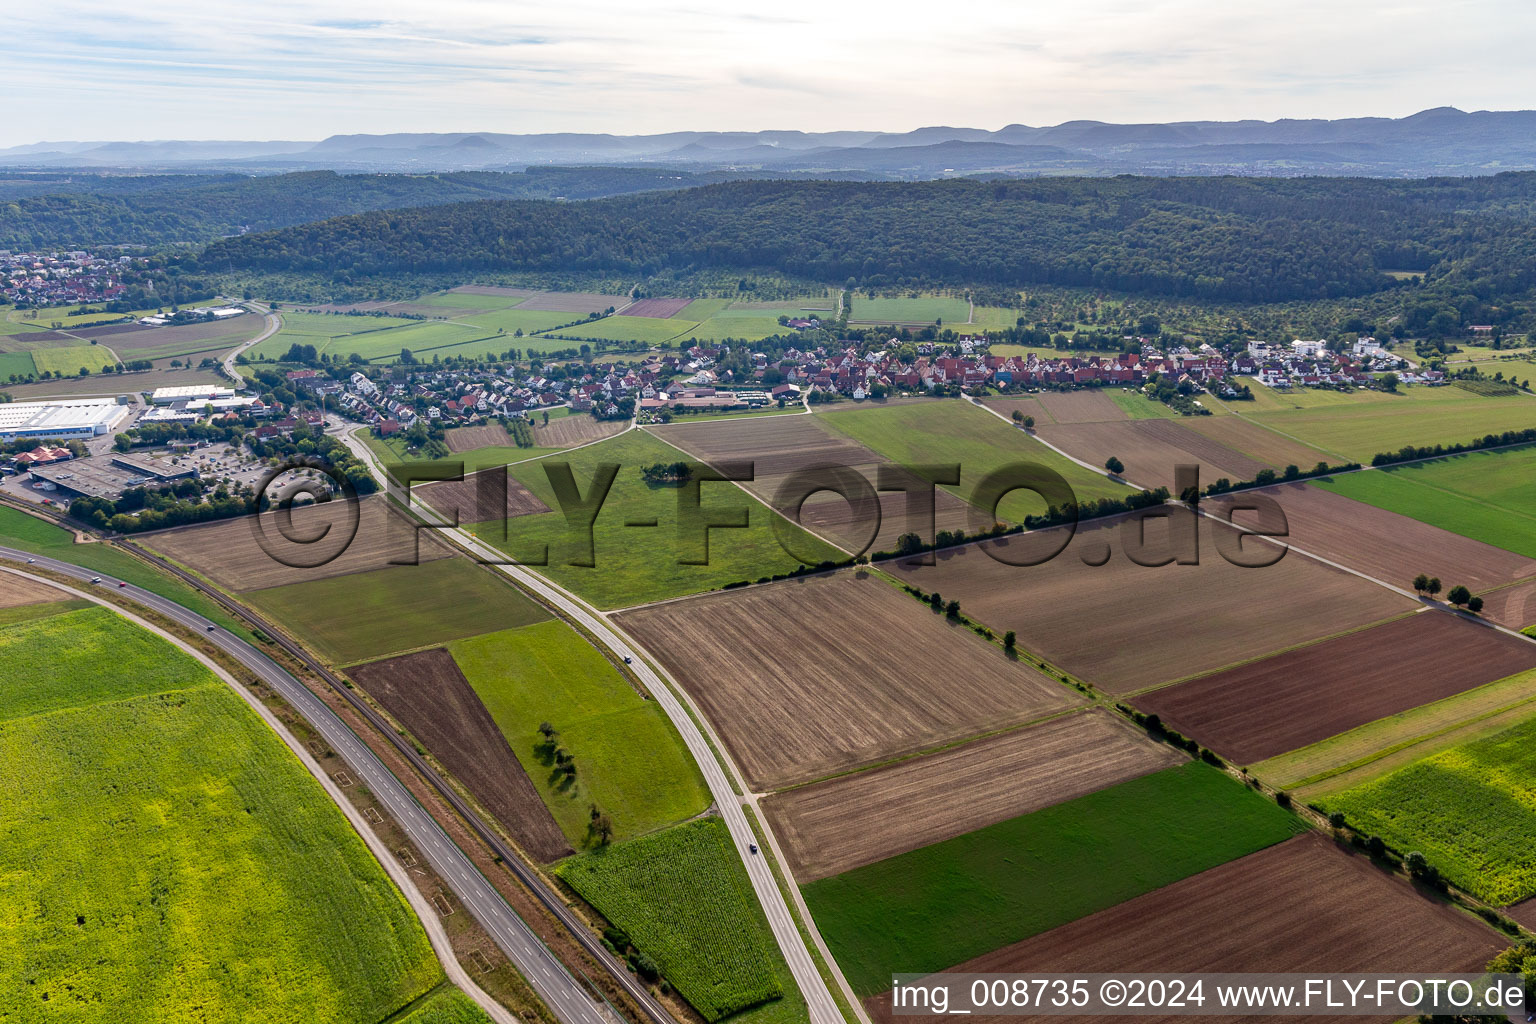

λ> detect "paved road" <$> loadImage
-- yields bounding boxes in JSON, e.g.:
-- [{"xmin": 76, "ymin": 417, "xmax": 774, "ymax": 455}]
[
  {"xmin": 223, "ymin": 302, "xmax": 280, "ymax": 382},
  {"xmin": 338, "ymin": 436, "xmax": 846, "ymax": 1024},
  {"xmin": 0, "ymin": 544, "xmax": 612, "ymax": 1024}
]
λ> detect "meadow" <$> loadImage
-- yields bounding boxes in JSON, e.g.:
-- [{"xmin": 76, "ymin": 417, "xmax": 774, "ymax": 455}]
[
  {"xmin": 1322, "ymin": 711, "xmax": 1536, "ymax": 905},
  {"xmin": 488, "ymin": 430, "xmax": 844, "ymax": 609},
  {"xmin": 539, "ymin": 314, "xmax": 698, "ymax": 346},
  {"xmin": 848, "ymin": 294, "xmax": 969, "ymax": 324},
  {"xmin": 817, "ymin": 399, "xmax": 1128, "ymax": 522},
  {"xmin": 31, "ymin": 344, "xmax": 109, "ymax": 375},
  {"xmin": 556, "ymin": 818, "xmax": 788, "ymax": 1022},
  {"xmin": 0, "ymin": 605, "xmax": 442, "ymax": 1023},
  {"xmin": 248, "ymin": 310, "xmax": 424, "ymax": 360},
  {"xmin": 0, "ymin": 351, "xmax": 36, "ymax": 378},
  {"xmin": 449, "ymin": 620, "xmax": 710, "ymax": 845},
  {"xmin": 801, "ymin": 762, "xmax": 1306, "ymax": 995},
  {"xmin": 1311, "ymin": 446, "xmax": 1536, "ymax": 558},
  {"xmin": 244, "ymin": 558, "xmax": 549, "ymax": 664}
]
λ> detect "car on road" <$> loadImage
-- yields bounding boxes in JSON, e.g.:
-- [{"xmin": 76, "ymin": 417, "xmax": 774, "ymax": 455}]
[
  {"xmin": 118, "ymin": 582, "xmax": 127, "ymax": 588},
  {"xmin": 749, "ymin": 843, "xmax": 759, "ymax": 855},
  {"xmin": 90, "ymin": 576, "xmax": 102, "ymax": 583},
  {"xmin": 25, "ymin": 558, "xmax": 34, "ymax": 564},
  {"xmin": 205, "ymin": 625, "xmax": 217, "ymax": 632},
  {"xmin": 623, "ymin": 655, "xmax": 633, "ymax": 664}
]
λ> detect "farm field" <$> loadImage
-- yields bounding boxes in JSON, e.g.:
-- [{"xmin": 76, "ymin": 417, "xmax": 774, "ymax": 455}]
[
  {"xmin": 556, "ymin": 817, "xmax": 792, "ymax": 1022},
  {"xmin": 967, "ymin": 304, "xmax": 1023, "ymax": 331},
  {"xmin": 516, "ymin": 290, "xmax": 630, "ymax": 313},
  {"xmin": 1034, "ymin": 389, "xmax": 1126, "ymax": 423},
  {"xmin": 31, "ymin": 344, "xmax": 107, "ymax": 375},
  {"xmin": 615, "ymin": 571, "xmax": 1079, "ymax": 790},
  {"xmin": 1321, "ymin": 709, "xmax": 1536, "ymax": 905},
  {"xmin": 885, "ymin": 514, "xmax": 1414, "ymax": 692},
  {"xmin": 539, "ymin": 314, "xmax": 698, "ymax": 345},
  {"xmin": 817, "ymin": 399, "xmax": 1128, "ymax": 522},
  {"xmin": 1254, "ymin": 665, "xmax": 1536, "ymax": 793},
  {"xmin": 0, "ymin": 366, "xmax": 225, "ymax": 399},
  {"xmin": 416, "ymin": 466, "xmax": 553, "ymax": 523},
  {"xmin": 1134, "ymin": 610, "xmax": 1536, "ymax": 765},
  {"xmin": 761, "ymin": 708, "xmax": 1182, "ymax": 880},
  {"xmin": 451, "ymin": 620, "xmax": 710, "ymax": 847},
  {"xmin": 347, "ymin": 648, "xmax": 572, "ymax": 861},
  {"xmin": 803, "ymin": 762, "xmax": 1304, "ymax": 996},
  {"xmin": 648, "ymin": 414, "xmax": 974, "ymax": 555},
  {"xmin": 1311, "ymin": 446, "xmax": 1536, "ymax": 560},
  {"xmin": 0, "ymin": 350, "xmax": 34, "ymax": 378},
  {"xmin": 91, "ymin": 318, "xmax": 264, "ymax": 360},
  {"xmin": 1104, "ymin": 389, "xmax": 1187, "ymax": 419},
  {"xmin": 394, "ymin": 987, "xmax": 495, "ymax": 1024},
  {"xmin": 457, "ymin": 306, "xmax": 590, "ymax": 338},
  {"xmin": 532, "ymin": 412, "xmax": 627, "ymax": 448},
  {"xmin": 1479, "ymin": 578, "xmax": 1536, "ymax": 630},
  {"xmin": 244, "ymin": 557, "xmax": 549, "ymax": 664},
  {"xmin": 0, "ymin": 602, "xmax": 442, "ymax": 1024},
  {"xmin": 142, "ymin": 495, "xmax": 456, "ymax": 591},
  {"xmin": 685, "ymin": 314, "xmax": 790, "ymax": 342},
  {"xmin": 1242, "ymin": 387, "xmax": 1536, "ymax": 461},
  {"xmin": 360, "ymin": 429, "xmax": 563, "ymax": 478},
  {"xmin": 1169, "ymin": 407, "xmax": 1337, "ymax": 469},
  {"xmin": 1209, "ymin": 480, "xmax": 1536, "ymax": 591},
  {"xmin": 485, "ymin": 429, "xmax": 843, "ymax": 609},
  {"xmin": 0, "ymin": 571, "xmax": 72, "ymax": 608},
  {"xmin": 1035, "ymin": 417, "xmax": 1267, "ymax": 491},
  {"xmin": 847, "ymin": 294, "xmax": 968, "ymax": 324},
  {"xmin": 863, "ymin": 834, "xmax": 1502, "ymax": 1024},
  {"xmin": 623, "ymin": 297, "xmax": 692, "ymax": 318},
  {"xmin": 249, "ymin": 310, "xmax": 424, "ymax": 360}
]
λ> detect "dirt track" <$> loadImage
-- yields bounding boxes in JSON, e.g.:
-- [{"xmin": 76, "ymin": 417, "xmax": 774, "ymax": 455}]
[
  {"xmin": 348, "ymin": 649, "xmax": 573, "ymax": 862},
  {"xmin": 614, "ymin": 571, "xmax": 1079, "ymax": 790},
  {"xmin": 884, "ymin": 513, "xmax": 1413, "ymax": 692},
  {"xmin": 865, "ymin": 833, "xmax": 1502, "ymax": 1024},
  {"xmin": 761, "ymin": 709, "xmax": 1181, "ymax": 880},
  {"xmin": 1135, "ymin": 610, "xmax": 1536, "ymax": 764}
]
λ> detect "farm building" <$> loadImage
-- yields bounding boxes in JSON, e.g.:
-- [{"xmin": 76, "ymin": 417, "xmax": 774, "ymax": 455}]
[{"xmin": 0, "ymin": 398, "xmax": 130, "ymax": 441}]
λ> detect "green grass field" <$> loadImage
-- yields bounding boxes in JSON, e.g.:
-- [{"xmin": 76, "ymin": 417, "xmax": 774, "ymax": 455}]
[
  {"xmin": 0, "ymin": 604, "xmax": 443, "ymax": 1023},
  {"xmin": 394, "ymin": 987, "xmax": 495, "ymax": 1023},
  {"xmin": 686, "ymin": 315, "xmax": 793, "ymax": 343},
  {"xmin": 361, "ymin": 431, "xmax": 564, "ymax": 479},
  {"xmin": 1311, "ymin": 448, "xmax": 1536, "ymax": 558},
  {"xmin": 0, "ymin": 505, "xmax": 251, "ymax": 637},
  {"xmin": 416, "ymin": 291, "xmax": 523, "ymax": 311},
  {"xmin": 0, "ymin": 351, "xmax": 36, "ymax": 379},
  {"xmin": 1242, "ymin": 387, "xmax": 1536, "ymax": 461},
  {"xmin": 31, "ymin": 344, "xmax": 109, "ymax": 376},
  {"xmin": 968, "ymin": 305, "xmax": 1024, "ymax": 331},
  {"xmin": 0, "ymin": 596, "xmax": 90, "ymax": 626},
  {"xmin": 1321, "ymin": 711, "xmax": 1536, "ymax": 905},
  {"xmin": 557, "ymin": 818, "xmax": 788, "ymax": 1021},
  {"xmin": 244, "ymin": 558, "xmax": 549, "ymax": 665},
  {"xmin": 450, "ymin": 620, "xmax": 709, "ymax": 846},
  {"xmin": 486, "ymin": 430, "xmax": 843, "ymax": 609},
  {"xmin": 802, "ymin": 762, "xmax": 1305, "ymax": 995},
  {"xmin": 817, "ymin": 399, "xmax": 1128, "ymax": 522},
  {"xmin": 676, "ymin": 299, "xmax": 732, "ymax": 320},
  {"xmin": 457, "ymin": 307, "xmax": 591, "ymax": 339},
  {"xmin": 848, "ymin": 295, "xmax": 969, "ymax": 324},
  {"xmin": 540, "ymin": 315, "xmax": 698, "ymax": 346},
  {"xmin": 250, "ymin": 311, "xmax": 425, "ymax": 360},
  {"xmin": 1107, "ymin": 389, "xmax": 1184, "ymax": 419}
]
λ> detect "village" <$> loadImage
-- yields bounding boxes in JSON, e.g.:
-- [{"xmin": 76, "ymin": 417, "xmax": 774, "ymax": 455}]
[{"xmin": 0, "ymin": 248, "xmax": 140, "ymax": 307}]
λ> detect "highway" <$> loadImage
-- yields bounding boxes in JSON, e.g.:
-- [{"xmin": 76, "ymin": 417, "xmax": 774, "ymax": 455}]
[
  {"xmin": 0, "ymin": 543, "xmax": 615, "ymax": 1024},
  {"xmin": 338, "ymin": 435, "xmax": 847, "ymax": 1024}
]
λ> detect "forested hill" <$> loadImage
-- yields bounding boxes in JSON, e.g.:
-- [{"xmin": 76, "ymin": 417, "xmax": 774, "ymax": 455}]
[
  {"xmin": 0, "ymin": 166, "xmax": 758, "ymax": 250},
  {"xmin": 199, "ymin": 175, "xmax": 1536, "ymax": 304}
]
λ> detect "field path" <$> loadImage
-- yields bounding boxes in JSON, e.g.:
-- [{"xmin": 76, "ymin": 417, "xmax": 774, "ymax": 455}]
[
  {"xmin": 0, "ymin": 564, "xmax": 520, "ymax": 1024},
  {"xmin": 0, "ymin": 550, "xmax": 615, "ymax": 1024}
]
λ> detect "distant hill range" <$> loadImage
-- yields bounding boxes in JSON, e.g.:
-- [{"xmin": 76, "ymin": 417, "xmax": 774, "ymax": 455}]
[{"xmin": 7, "ymin": 108, "xmax": 1536, "ymax": 177}]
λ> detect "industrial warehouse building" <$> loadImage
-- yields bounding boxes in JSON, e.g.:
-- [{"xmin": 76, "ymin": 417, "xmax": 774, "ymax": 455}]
[
  {"xmin": 149, "ymin": 385, "xmax": 237, "ymax": 404},
  {"xmin": 0, "ymin": 398, "xmax": 130, "ymax": 441}
]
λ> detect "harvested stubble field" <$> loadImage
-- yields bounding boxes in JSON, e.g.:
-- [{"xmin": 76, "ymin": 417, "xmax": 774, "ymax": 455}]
[
  {"xmin": 623, "ymin": 297, "xmax": 693, "ymax": 318},
  {"xmin": 761, "ymin": 708, "xmax": 1181, "ymax": 880},
  {"xmin": 347, "ymin": 648, "xmax": 572, "ymax": 862},
  {"xmin": 143, "ymin": 495, "xmax": 454, "ymax": 591},
  {"xmin": 84, "ymin": 317, "xmax": 261, "ymax": 354},
  {"xmin": 532, "ymin": 414, "xmax": 627, "ymax": 448},
  {"xmin": 649, "ymin": 416, "xmax": 972, "ymax": 554},
  {"xmin": 863, "ymin": 834, "xmax": 1502, "ymax": 1024},
  {"xmin": 1034, "ymin": 390, "xmax": 1127, "ymax": 423},
  {"xmin": 1135, "ymin": 611, "xmax": 1536, "ymax": 765},
  {"xmin": 1244, "ymin": 388, "xmax": 1536, "ymax": 462},
  {"xmin": 1185, "ymin": 410, "xmax": 1334, "ymax": 470},
  {"xmin": 1208, "ymin": 481, "xmax": 1536, "ymax": 593},
  {"xmin": 445, "ymin": 423, "xmax": 516, "ymax": 452},
  {"xmin": 884, "ymin": 513, "xmax": 1414, "ymax": 693},
  {"xmin": 517, "ymin": 290, "xmax": 630, "ymax": 312},
  {"xmin": 1480, "ymin": 578, "xmax": 1536, "ymax": 630},
  {"xmin": 1036, "ymin": 418, "xmax": 1267, "ymax": 492},
  {"xmin": 0, "ymin": 573, "xmax": 68, "ymax": 608},
  {"xmin": 614, "ymin": 571, "xmax": 1078, "ymax": 790},
  {"xmin": 417, "ymin": 466, "xmax": 552, "ymax": 524}
]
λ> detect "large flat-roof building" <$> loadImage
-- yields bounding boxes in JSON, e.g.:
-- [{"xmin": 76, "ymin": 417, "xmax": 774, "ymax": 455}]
[
  {"xmin": 0, "ymin": 398, "xmax": 129, "ymax": 441},
  {"xmin": 150, "ymin": 385, "xmax": 236, "ymax": 405}
]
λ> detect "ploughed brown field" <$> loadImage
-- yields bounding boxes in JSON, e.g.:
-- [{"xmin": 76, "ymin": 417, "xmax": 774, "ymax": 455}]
[
  {"xmin": 1208, "ymin": 481, "xmax": 1536, "ymax": 593},
  {"xmin": 449, "ymin": 285, "xmax": 541, "ymax": 299},
  {"xmin": 1480, "ymin": 578, "xmax": 1536, "ymax": 631},
  {"xmin": 445, "ymin": 423, "xmax": 517, "ymax": 452},
  {"xmin": 621, "ymin": 297, "xmax": 691, "ymax": 318},
  {"xmin": 416, "ymin": 467, "xmax": 551, "ymax": 524},
  {"xmin": 1508, "ymin": 896, "xmax": 1536, "ymax": 932},
  {"xmin": 648, "ymin": 416, "xmax": 972, "ymax": 555},
  {"xmin": 1036, "ymin": 419, "xmax": 1267, "ymax": 492},
  {"xmin": 0, "ymin": 573, "xmax": 69, "ymax": 607},
  {"xmin": 761, "ymin": 708, "xmax": 1181, "ymax": 881},
  {"xmin": 884, "ymin": 512, "xmax": 1414, "ymax": 692},
  {"xmin": 1135, "ymin": 610, "xmax": 1536, "ymax": 765},
  {"xmin": 533, "ymin": 415, "xmax": 627, "ymax": 448},
  {"xmin": 1034, "ymin": 390, "xmax": 1125, "ymax": 423},
  {"xmin": 348, "ymin": 649, "xmax": 571, "ymax": 861},
  {"xmin": 1182, "ymin": 413, "xmax": 1333, "ymax": 471},
  {"xmin": 77, "ymin": 318, "xmax": 261, "ymax": 349},
  {"xmin": 613, "ymin": 571, "xmax": 1079, "ymax": 791},
  {"xmin": 140, "ymin": 495, "xmax": 454, "ymax": 591},
  {"xmin": 516, "ymin": 291, "xmax": 630, "ymax": 313},
  {"xmin": 865, "ymin": 834, "xmax": 1502, "ymax": 1024}
]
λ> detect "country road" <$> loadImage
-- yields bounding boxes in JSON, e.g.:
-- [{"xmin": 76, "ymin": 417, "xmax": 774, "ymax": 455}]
[
  {"xmin": 338, "ymin": 431, "xmax": 849, "ymax": 1024},
  {"xmin": 223, "ymin": 301, "xmax": 279, "ymax": 382},
  {"xmin": 0, "ymin": 544, "xmax": 615, "ymax": 1024}
]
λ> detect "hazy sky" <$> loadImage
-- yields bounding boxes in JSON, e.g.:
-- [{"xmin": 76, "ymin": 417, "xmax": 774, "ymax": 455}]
[{"xmin": 5, "ymin": 0, "xmax": 1535, "ymax": 145}]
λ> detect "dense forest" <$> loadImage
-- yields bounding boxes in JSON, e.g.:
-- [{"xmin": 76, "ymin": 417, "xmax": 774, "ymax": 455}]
[
  {"xmin": 0, "ymin": 167, "xmax": 762, "ymax": 249},
  {"xmin": 199, "ymin": 175, "xmax": 1536, "ymax": 305}
]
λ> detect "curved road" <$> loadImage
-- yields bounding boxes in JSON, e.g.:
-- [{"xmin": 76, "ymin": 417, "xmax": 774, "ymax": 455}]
[
  {"xmin": 0, "ymin": 544, "xmax": 611, "ymax": 1024},
  {"xmin": 223, "ymin": 302, "xmax": 280, "ymax": 382},
  {"xmin": 338, "ymin": 436, "xmax": 845, "ymax": 1024}
]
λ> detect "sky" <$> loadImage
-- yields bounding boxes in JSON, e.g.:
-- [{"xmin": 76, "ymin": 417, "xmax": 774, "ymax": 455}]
[{"xmin": 4, "ymin": 0, "xmax": 1536, "ymax": 145}]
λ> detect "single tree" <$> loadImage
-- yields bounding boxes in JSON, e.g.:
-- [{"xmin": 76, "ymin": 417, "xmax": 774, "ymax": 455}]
[
  {"xmin": 592, "ymin": 814, "xmax": 614, "ymax": 845},
  {"xmin": 1011, "ymin": 409, "xmax": 1022, "ymax": 423},
  {"xmin": 1412, "ymin": 573, "xmax": 1429, "ymax": 595},
  {"xmin": 1426, "ymin": 577, "xmax": 1442, "ymax": 599},
  {"xmin": 1447, "ymin": 584, "xmax": 1472, "ymax": 607},
  {"xmin": 945, "ymin": 599, "xmax": 961, "ymax": 619},
  {"xmin": 1105, "ymin": 456, "xmax": 1125, "ymax": 475},
  {"xmin": 1003, "ymin": 630, "xmax": 1017, "ymax": 652},
  {"xmin": 1022, "ymin": 415, "xmax": 1035, "ymax": 430},
  {"xmin": 1468, "ymin": 595, "xmax": 1485, "ymax": 614}
]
